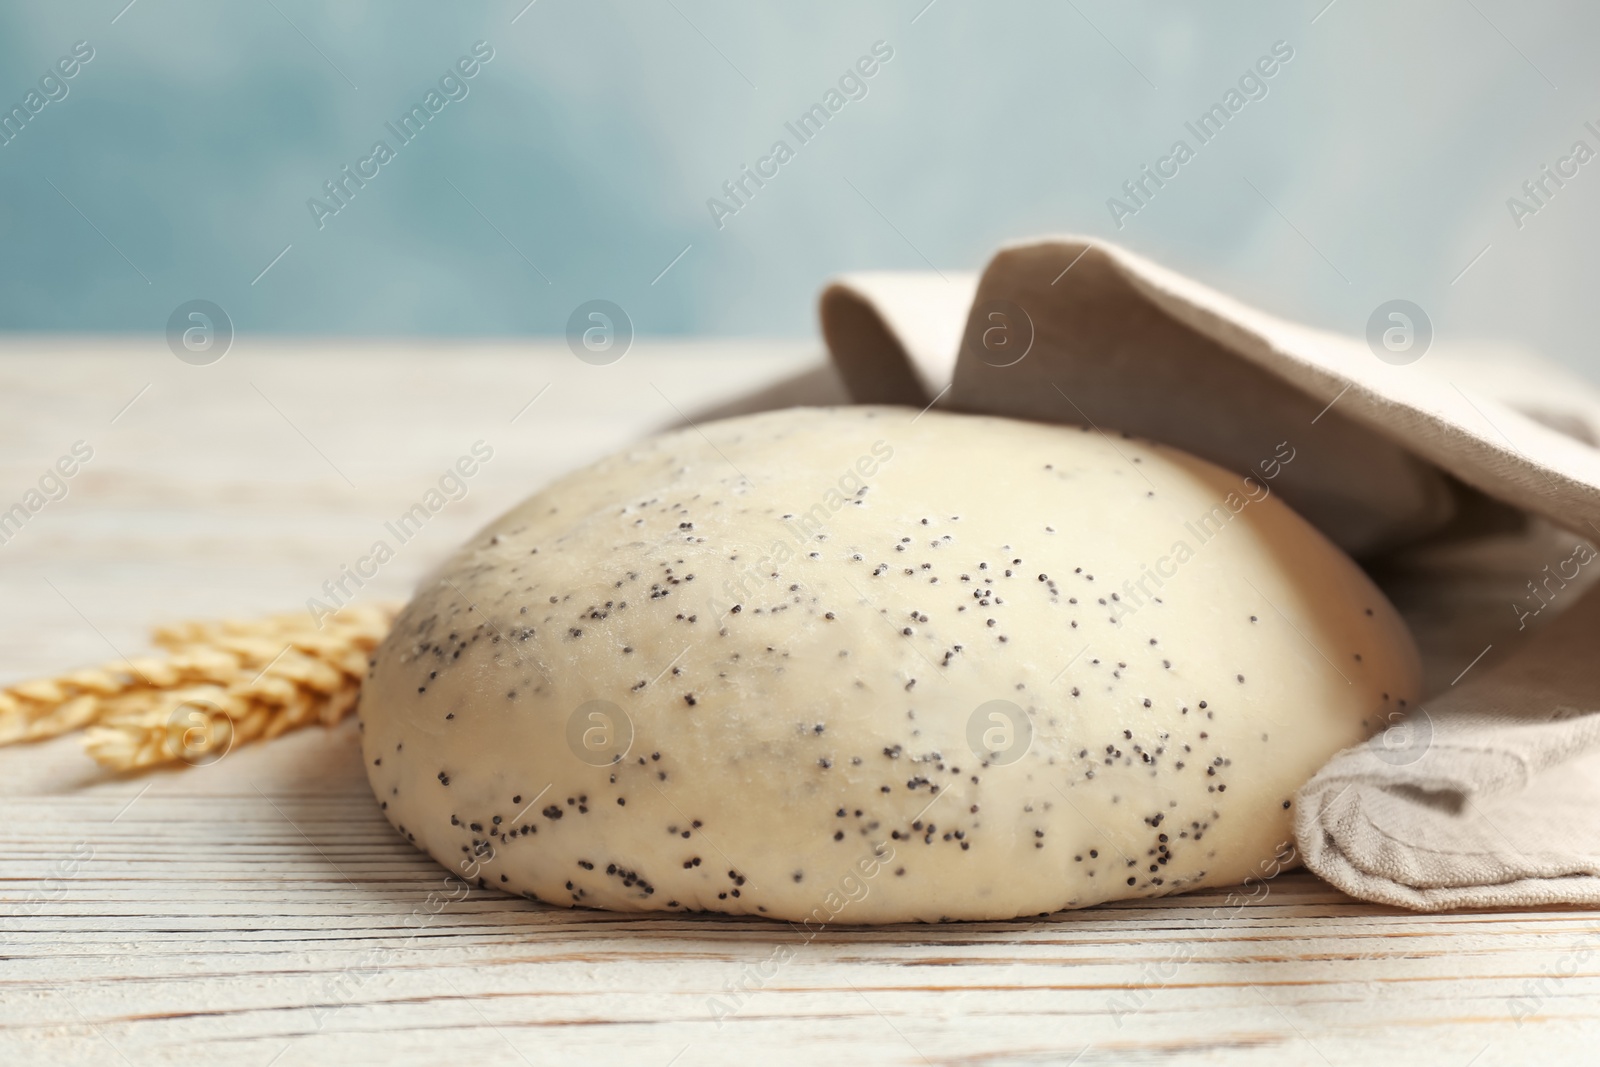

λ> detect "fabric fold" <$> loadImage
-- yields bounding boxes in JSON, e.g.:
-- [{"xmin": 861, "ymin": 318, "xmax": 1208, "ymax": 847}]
[
  {"xmin": 819, "ymin": 271, "xmax": 976, "ymax": 406},
  {"xmin": 1296, "ymin": 585, "xmax": 1600, "ymax": 909}
]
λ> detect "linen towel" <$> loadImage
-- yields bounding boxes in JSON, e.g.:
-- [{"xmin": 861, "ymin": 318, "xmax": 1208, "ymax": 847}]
[{"xmin": 817, "ymin": 237, "xmax": 1600, "ymax": 911}]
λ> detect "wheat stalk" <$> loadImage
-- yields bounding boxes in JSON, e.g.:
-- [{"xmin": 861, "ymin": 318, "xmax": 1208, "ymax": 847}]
[{"xmin": 0, "ymin": 603, "xmax": 398, "ymax": 771}]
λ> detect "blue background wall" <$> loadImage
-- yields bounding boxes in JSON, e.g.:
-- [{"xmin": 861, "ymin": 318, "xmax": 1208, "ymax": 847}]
[{"xmin": 1, "ymin": 1, "xmax": 1597, "ymax": 376}]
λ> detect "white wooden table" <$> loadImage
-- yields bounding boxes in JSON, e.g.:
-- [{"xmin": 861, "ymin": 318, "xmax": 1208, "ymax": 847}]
[{"xmin": 3, "ymin": 340, "xmax": 1597, "ymax": 1066}]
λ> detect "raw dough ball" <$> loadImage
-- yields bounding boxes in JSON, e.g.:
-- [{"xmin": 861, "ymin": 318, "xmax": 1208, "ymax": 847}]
[{"xmin": 361, "ymin": 407, "xmax": 1419, "ymax": 922}]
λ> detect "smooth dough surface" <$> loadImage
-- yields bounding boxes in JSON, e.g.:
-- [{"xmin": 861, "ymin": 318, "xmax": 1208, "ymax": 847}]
[{"xmin": 361, "ymin": 407, "xmax": 1420, "ymax": 922}]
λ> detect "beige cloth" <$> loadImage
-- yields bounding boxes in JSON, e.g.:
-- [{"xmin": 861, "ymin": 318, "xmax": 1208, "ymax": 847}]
[{"xmin": 814, "ymin": 237, "xmax": 1600, "ymax": 911}]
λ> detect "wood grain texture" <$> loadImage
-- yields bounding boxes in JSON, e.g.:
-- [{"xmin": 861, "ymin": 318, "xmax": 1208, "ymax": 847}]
[{"xmin": 2, "ymin": 341, "xmax": 1597, "ymax": 1066}]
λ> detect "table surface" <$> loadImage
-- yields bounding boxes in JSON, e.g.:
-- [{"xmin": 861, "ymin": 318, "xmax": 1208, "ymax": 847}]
[{"xmin": 2, "ymin": 339, "xmax": 1597, "ymax": 1067}]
